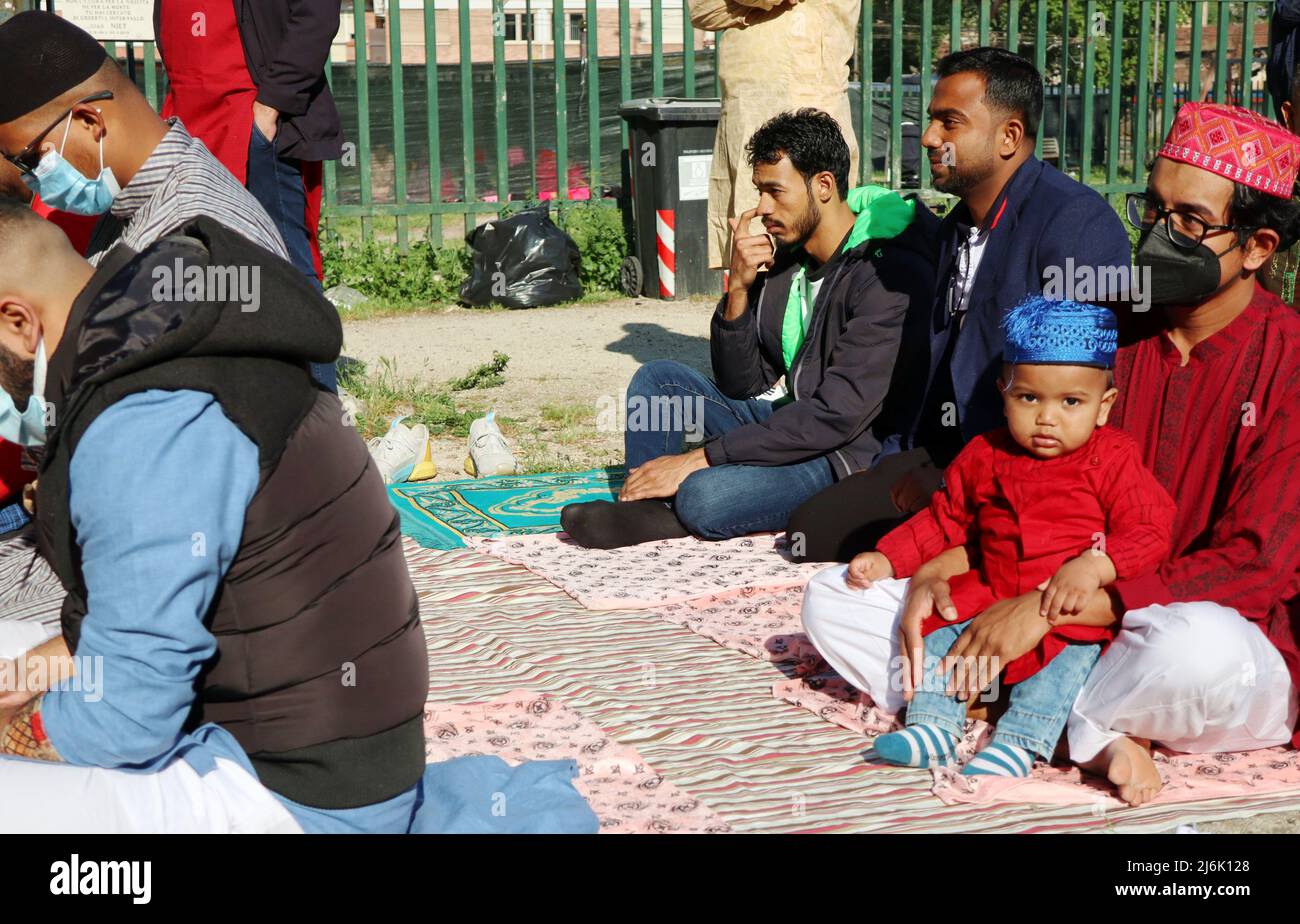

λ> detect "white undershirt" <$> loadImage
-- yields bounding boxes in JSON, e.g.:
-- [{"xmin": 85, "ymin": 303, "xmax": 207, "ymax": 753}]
[{"xmin": 950, "ymin": 221, "xmax": 990, "ymax": 319}]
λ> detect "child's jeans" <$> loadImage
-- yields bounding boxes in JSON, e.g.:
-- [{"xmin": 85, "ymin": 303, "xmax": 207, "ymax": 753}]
[{"xmin": 906, "ymin": 621, "xmax": 1102, "ymax": 760}]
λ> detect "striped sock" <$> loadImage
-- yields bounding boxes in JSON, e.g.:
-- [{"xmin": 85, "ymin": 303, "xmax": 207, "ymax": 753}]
[
  {"xmin": 961, "ymin": 740, "xmax": 1036, "ymax": 778},
  {"xmin": 873, "ymin": 724, "xmax": 959, "ymax": 768}
]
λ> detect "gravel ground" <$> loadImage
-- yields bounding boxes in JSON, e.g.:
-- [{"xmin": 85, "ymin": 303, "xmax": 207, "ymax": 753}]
[
  {"xmin": 342, "ymin": 297, "xmax": 1299, "ymax": 833},
  {"xmin": 341, "ymin": 296, "xmax": 715, "ymax": 476}
]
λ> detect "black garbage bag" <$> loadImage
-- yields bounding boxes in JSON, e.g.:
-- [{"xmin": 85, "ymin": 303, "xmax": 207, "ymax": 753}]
[{"xmin": 459, "ymin": 203, "xmax": 582, "ymax": 308}]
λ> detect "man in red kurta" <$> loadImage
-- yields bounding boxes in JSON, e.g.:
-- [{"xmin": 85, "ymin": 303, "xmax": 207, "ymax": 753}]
[
  {"xmin": 1049, "ymin": 109, "xmax": 1299, "ymax": 807},
  {"xmin": 801, "ymin": 103, "xmax": 1300, "ymax": 807}
]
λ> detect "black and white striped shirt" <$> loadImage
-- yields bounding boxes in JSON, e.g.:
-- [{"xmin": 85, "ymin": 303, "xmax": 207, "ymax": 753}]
[{"xmin": 85, "ymin": 118, "xmax": 287, "ymax": 266}]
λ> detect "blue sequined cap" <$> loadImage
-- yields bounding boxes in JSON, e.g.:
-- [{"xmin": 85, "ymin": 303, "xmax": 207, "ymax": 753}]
[{"xmin": 1002, "ymin": 296, "xmax": 1118, "ymax": 369}]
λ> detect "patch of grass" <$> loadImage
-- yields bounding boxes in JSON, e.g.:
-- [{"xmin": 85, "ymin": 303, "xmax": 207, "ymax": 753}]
[
  {"xmin": 535, "ymin": 401, "xmax": 598, "ymax": 447},
  {"xmin": 553, "ymin": 205, "xmax": 630, "ymax": 293},
  {"xmin": 446, "ymin": 352, "xmax": 510, "ymax": 391},
  {"xmin": 322, "ymin": 204, "xmax": 628, "ymax": 315},
  {"xmin": 339, "ymin": 355, "xmax": 503, "ymax": 441},
  {"xmin": 333, "ymin": 297, "xmax": 459, "ymax": 321},
  {"xmin": 515, "ymin": 444, "xmax": 622, "ymax": 476},
  {"xmin": 320, "ymin": 232, "xmax": 473, "ymax": 308},
  {"xmin": 539, "ymin": 401, "xmax": 595, "ymax": 426}
]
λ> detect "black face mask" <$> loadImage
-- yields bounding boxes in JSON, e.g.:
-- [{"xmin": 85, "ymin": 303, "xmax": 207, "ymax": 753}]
[{"xmin": 1134, "ymin": 221, "xmax": 1233, "ymax": 306}]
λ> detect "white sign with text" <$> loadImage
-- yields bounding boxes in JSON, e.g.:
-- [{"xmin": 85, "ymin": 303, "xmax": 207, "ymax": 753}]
[{"xmin": 58, "ymin": 0, "xmax": 155, "ymax": 42}]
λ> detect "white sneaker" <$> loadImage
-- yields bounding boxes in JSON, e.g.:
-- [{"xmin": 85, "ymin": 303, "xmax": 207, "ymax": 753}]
[
  {"xmin": 464, "ymin": 411, "xmax": 519, "ymax": 477},
  {"xmin": 368, "ymin": 417, "xmax": 438, "ymax": 485}
]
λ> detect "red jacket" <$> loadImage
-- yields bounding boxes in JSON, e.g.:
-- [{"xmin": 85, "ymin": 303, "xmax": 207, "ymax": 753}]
[{"xmin": 877, "ymin": 426, "xmax": 1176, "ymax": 684}]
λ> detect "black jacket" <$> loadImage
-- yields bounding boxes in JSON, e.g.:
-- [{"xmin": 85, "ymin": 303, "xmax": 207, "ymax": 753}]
[
  {"xmin": 154, "ymin": 0, "xmax": 345, "ymax": 162},
  {"xmin": 706, "ymin": 203, "xmax": 940, "ymax": 479},
  {"xmin": 881, "ymin": 157, "xmax": 1133, "ymax": 465}
]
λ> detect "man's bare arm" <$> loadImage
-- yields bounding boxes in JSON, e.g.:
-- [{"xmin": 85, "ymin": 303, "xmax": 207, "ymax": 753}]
[
  {"xmin": 28, "ymin": 634, "xmax": 74, "ymax": 681},
  {"xmin": 1052, "ymin": 587, "xmax": 1124, "ymax": 629},
  {"xmin": 915, "ymin": 544, "xmax": 971, "ymax": 582},
  {"xmin": 0, "ymin": 634, "xmax": 75, "ymax": 710}
]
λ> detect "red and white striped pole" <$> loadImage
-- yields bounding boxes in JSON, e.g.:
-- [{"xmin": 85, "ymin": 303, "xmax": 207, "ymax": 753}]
[{"xmin": 655, "ymin": 209, "xmax": 675, "ymax": 299}]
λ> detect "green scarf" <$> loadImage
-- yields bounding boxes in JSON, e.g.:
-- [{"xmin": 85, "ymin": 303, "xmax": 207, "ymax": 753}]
[{"xmin": 779, "ymin": 186, "xmax": 916, "ymax": 375}]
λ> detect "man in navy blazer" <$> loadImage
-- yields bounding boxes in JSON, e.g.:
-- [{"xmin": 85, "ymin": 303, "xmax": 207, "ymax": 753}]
[{"xmin": 788, "ymin": 47, "xmax": 1133, "ymax": 562}]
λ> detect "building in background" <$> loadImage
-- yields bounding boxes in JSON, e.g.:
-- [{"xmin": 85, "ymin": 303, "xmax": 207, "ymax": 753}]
[{"xmin": 335, "ymin": 0, "xmax": 708, "ymax": 66}]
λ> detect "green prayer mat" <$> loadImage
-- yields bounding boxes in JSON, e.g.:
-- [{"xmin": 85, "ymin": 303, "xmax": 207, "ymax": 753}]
[{"xmin": 389, "ymin": 467, "xmax": 627, "ymax": 549}]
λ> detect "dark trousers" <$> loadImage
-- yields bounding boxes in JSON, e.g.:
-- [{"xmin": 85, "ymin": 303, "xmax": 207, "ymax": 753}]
[
  {"xmin": 785, "ymin": 447, "xmax": 934, "ymax": 563},
  {"xmin": 625, "ymin": 360, "xmax": 835, "ymax": 539},
  {"xmin": 247, "ymin": 125, "xmax": 338, "ymax": 393}
]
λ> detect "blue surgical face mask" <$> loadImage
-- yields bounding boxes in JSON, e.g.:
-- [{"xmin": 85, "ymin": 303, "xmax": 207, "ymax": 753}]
[
  {"xmin": 0, "ymin": 339, "xmax": 49, "ymax": 448},
  {"xmin": 21, "ymin": 113, "xmax": 120, "ymax": 216}
]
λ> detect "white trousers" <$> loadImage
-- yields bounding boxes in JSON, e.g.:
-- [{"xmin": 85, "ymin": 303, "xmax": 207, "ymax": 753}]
[
  {"xmin": 800, "ymin": 566, "xmax": 1298, "ymax": 761},
  {"xmin": 0, "ymin": 622, "xmax": 302, "ymax": 834}
]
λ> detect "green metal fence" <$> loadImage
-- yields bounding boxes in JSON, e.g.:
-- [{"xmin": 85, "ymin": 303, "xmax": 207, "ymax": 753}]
[
  {"xmin": 315, "ymin": 0, "xmax": 1275, "ymax": 246},
  {"xmin": 18, "ymin": 0, "xmax": 1280, "ymax": 246}
]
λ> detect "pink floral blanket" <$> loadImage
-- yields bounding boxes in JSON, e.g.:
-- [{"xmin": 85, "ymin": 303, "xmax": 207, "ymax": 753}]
[
  {"xmin": 423, "ymin": 690, "xmax": 731, "ymax": 833},
  {"xmin": 774, "ymin": 673, "xmax": 1300, "ymax": 808},
  {"xmin": 466, "ymin": 533, "xmax": 824, "ymax": 609},
  {"xmin": 647, "ymin": 586, "xmax": 825, "ymax": 670}
]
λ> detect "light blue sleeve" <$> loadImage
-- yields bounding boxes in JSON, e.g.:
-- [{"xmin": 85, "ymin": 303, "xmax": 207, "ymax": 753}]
[{"xmin": 40, "ymin": 389, "xmax": 260, "ymax": 769}]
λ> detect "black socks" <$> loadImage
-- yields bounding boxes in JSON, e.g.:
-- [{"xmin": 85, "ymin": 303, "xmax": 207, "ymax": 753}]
[{"xmin": 559, "ymin": 499, "xmax": 691, "ymax": 549}]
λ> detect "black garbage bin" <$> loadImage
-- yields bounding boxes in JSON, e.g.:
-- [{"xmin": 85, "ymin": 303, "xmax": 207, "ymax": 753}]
[{"xmin": 618, "ymin": 98, "xmax": 721, "ymax": 300}]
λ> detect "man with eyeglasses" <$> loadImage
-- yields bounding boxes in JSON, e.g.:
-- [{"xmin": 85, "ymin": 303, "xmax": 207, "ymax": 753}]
[
  {"xmin": 801, "ymin": 100, "xmax": 1300, "ymax": 807},
  {"xmin": 0, "ymin": 14, "xmax": 287, "ymax": 270},
  {"xmin": 1046, "ymin": 102, "xmax": 1300, "ymax": 803},
  {"xmin": 0, "ymin": 12, "xmax": 319, "ymax": 708}
]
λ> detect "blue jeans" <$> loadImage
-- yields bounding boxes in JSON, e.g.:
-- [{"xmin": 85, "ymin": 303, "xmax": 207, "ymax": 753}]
[
  {"xmin": 907, "ymin": 621, "xmax": 1102, "ymax": 759},
  {"xmin": 624, "ymin": 359, "xmax": 835, "ymax": 539},
  {"xmin": 247, "ymin": 125, "xmax": 338, "ymax": 393}
]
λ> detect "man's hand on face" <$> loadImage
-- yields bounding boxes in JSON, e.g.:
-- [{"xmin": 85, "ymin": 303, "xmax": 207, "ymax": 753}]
[
  {"xmin": 253, "ymin": 101, "xmax": 280, "ymax": 142},
  {"xmin": 725, "ymin": 207, "xmax": 775, "ymax": 314},
  {"xmin": 619, "ymin": 448, "xmax": 709, "ymax": 502},
  {"xmin": 941, "ymin": 589, "xmax": 1051, "ymax": 701}
]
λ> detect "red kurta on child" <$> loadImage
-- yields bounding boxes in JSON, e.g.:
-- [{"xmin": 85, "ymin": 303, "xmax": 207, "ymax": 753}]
[{"xmin": 877, "ymin": 426, "xmax": 1176, "ymax": 684}]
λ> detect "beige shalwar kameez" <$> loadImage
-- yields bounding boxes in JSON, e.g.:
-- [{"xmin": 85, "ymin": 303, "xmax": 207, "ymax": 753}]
[{"xmin": 690, "ymin": 0, "xmax": 862, "ymax": 268}]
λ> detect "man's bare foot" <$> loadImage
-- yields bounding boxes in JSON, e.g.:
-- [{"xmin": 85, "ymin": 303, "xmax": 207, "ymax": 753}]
[{"xmin": 1080, "ymin": 736, "xmax": 1163, "ymax": 807}]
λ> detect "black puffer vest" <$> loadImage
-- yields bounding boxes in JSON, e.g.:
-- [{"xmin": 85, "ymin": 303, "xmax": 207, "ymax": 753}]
[{"xmin": 35, "ymin": 219, "xmax": 429, "ymax": 809}]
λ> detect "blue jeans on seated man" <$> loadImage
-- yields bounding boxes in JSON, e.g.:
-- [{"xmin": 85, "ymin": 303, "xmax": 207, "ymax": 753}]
[
  {"xmin": 246, "ymin": 125, "xmax": 338, "ymax": 393},
  {"xmin": 625, "ymin": 359, "xmax": 835, "ymax": 540},
  {"xmin": 905, "ymin": 620, "xmax": 1102, "ymax": 759}
]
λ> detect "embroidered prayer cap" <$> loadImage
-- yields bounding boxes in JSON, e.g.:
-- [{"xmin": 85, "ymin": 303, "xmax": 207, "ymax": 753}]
[
  {"xmin": 1158, "ymin": 102, "xmax": 1300, "ymax": 199},
  {"xmin": 0, "ymin": 12, "xmax": 109, "ymax": 124},
  {"xmin": 1002, "ymin": 296, "xmax": 1118, "ymax": 369}
]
